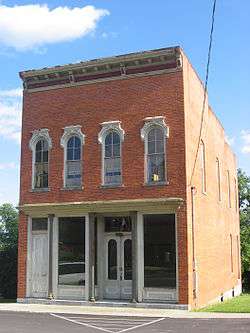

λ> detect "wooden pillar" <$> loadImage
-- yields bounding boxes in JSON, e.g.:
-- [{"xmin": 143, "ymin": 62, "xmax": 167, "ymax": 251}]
[
  {"xmin": 48, "ymin": 214, "xmax": 54, "ymax": 299},
  {"xmin": 131, "ymin": 211, "xmax": 138, "ymax": 303},
  {"xmin": 86, "ymin": 213, "xmax": 95, "ymax": 302}
]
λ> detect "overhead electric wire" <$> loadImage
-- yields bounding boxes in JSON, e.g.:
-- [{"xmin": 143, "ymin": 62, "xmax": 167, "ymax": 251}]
[{"xmin": 189, "ymin": 0, "xmax": 217, "ymax": 186}]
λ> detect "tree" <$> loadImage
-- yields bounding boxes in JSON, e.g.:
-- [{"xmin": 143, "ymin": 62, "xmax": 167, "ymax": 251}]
[
  {"xmin": 0, "ymin": 203, "xmax": 18, "ymax": 299},
  {"xmin": 238, "ymin": 169, "xmax": 250, "ymax": 288}
]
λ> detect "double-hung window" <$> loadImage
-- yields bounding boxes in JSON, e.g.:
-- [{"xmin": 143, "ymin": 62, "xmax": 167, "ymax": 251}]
[
  {"xmin": 66, "ymin": 136, "xmax": 81, "ymax": 187},
  {"xmin": 104, "ymin": 131, "xmax": 121, "ymax": 185},
  {"xmin": 29, "ymin": 128, "xmax": 52, "ymax": 190},
  {"xmin": 141, "ymin": 116, "xmax": 169, "ymax": 185}
]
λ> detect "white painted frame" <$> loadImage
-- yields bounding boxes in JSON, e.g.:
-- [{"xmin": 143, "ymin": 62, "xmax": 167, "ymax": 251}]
[
  {"xmin": 29, "ymin": 128, "xmax": 52, "ymax": 190},
  {"xmin": 138, "ymin": 211, "xmax": 178, "ymax": 303},
  {"xmin": 140, "ymin": 117, "xmax": 169, "ymax": 185},
  {"xmin": 60, "ymin": 125, "xmax": 85, "ymax": 189},
  {"xmin": 98, "ymin": 121, "xmax": 125, "ymax": 186}
]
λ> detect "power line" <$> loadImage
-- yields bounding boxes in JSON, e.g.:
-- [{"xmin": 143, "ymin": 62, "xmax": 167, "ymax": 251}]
[{"xmin": 189, "ymin": 0, "xmax": 217, "ymax": 186}]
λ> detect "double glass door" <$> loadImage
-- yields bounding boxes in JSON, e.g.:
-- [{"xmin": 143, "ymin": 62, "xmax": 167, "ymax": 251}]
[{"xmin": 104, "ymin": 234, "xmax": 132, "ymax": 299}]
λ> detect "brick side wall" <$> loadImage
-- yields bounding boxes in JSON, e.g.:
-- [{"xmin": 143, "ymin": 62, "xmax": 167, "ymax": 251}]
[
  {"xmin": 182, "ymin": 51, "xmax": 241, "ymax": 308},
  {"xmin": 18, "ymin": 71, "xmax": 189, "ymax": 303}
]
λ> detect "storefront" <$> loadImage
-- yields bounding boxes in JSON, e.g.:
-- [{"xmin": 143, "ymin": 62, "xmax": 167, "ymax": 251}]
[{"xmin": 22, "ymin": 198, "xmax": 182, "ymax": 304}]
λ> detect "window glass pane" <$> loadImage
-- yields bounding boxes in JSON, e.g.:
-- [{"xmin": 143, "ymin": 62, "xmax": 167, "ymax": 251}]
[
  {"xmin": 148, "ymin": 129, "xmax": 155, "ymax": 142},
  {"xmin": 58, "ymin": 217, "xmax": 85, "ymax": 286},
  {"xmin": 42, "ymin": 140, "xmax": 48, "ymax": 151},
  {"xmin": 74, "ymin": 136, "xmax": 81, "ymax": 148},
  {"xmin": 105, "ymin": 145, "xmax": 112, "ymax": 158},
  {"xmin": 113, "ymin": 132, "xmax": 120, "ymax": 145},
  {"xmin": 73, "ymin": 147, "xmax": 81, "ymax": 161},
  {"xmin": 108, "ymin": 239, "xmax": 117, "ymax": 280},
  {"xmin": 36, "ymin": 140, "xmax": 42, "ymax": 151},
  {"xmin": 113, "ymin": 143, "xmax": 120, "ymax": 157},
  {"xmin": 144, "ymin": 214, "xmax": 176, "ymax": 288},
  {"xmin": 42, "ymin": 150, "xmax": 48, "ymax": 163},
  {"xmin": 105, "ymin": 217, "xmax": 131, "ymax": 232},
  {"xmin": 66, "ymin": 161, "xmax": 81, "ymax": 187},
  {"xmin": 156, "ymin": 140, "xmax": 164, "ymax": 153},
  {"xmin": 105, "ymin": 133, "xmax": 112, "ymax": 145},
  {"xmin": 104, "ymin": 157, "xmax": 121, "ymax": 184},
  {"xmin": 35, "ymin": 151, "xmax": 42, "ymax": 163},
  {"xmin": 32, "ymin": 218, "xmax": 48, "ymax": 231},
  {"xmin": 148, "ymin": 141, "xmax": 155, "ymax": 154},
  {"xmin": 67, "ymin": 148, "xmax": 74, "ymax": 161},
  {"xmin": 148, "ymin": 154, "xmax": 165, "ymax": 182},
  {"xmin": 35, "ymin": 162, "xmax": 48, "ymax": 188},
  {"xmin": 67, "ymin": 137, "xmax": 75, "ymax": 148},
  {"xmin": 124, "ymin": 239, "xmax": 132, "ymax": 280},
  {"xmin": 155, "ymin": 128, "xmax": 164, "ymax": 141}
]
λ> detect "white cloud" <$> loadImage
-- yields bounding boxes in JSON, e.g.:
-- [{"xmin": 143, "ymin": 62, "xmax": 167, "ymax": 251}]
[
  {"xmin": 0, "ymin": 88, "xmax": 22, "ymax": 143},
  {"xmin": 0, "ymin": 4, "xmax": 109, "ymax": 51},
  {"xmin": 0, "ymin": 162, "xmax": 16, "ymax": 170},
  {"xmin": 241, "ymin": 130, "xmax": 250, "ymax": 154}
]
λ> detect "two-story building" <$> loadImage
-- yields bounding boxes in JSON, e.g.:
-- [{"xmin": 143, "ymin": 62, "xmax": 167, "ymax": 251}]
[{"xmin": 17, "ymin": 46, "xmax": 241, "ymax": 309}]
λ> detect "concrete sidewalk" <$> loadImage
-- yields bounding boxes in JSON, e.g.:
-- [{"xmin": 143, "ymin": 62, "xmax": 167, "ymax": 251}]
[{"xmin": 0, "ymin": 303, "xmax": 250, "ymax": 319}]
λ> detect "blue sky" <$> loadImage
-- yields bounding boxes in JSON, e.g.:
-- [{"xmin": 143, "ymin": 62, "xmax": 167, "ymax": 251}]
[{"xmin": 0, "ymin": 0, "xmax": 249, "ymax": 205}]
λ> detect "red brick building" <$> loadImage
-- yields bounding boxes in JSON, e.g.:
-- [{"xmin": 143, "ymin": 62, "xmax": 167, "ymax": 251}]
[{"xmin": 18, "ymin": 46, "xmax": 241, "ymax": 309}]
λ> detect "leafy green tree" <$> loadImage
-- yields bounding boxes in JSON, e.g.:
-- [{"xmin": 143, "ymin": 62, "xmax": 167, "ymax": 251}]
[
  {"xmin": 238, "ymin": 169, "xmax": 250, "ymax": 287},
  {"xmin": 0, "ymin": 203, "xmax": 18, "ymax": 299}
]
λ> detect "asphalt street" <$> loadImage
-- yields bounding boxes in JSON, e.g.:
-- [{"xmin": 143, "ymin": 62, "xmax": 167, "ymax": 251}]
[{"xmin": 0, "ymin": 312, "xmax": 250, "ymax": 333}]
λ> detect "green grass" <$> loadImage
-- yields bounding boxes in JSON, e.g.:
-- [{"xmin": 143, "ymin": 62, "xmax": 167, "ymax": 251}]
[
  {"xmin": 198, "ymin": 293, "xmax": 250, "ymax": 313},
  {"xmin": 0, "ymin": 299, "xmax": 16, "ymax": 303}
]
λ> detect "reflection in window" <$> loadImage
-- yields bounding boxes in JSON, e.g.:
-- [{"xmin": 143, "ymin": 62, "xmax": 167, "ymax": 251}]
[
  {"xmin": 32, "ymin": 218, "xmax": 48, "ymax": 231},
  {"xmin": 124, "ymin": 239, "xmax": 132, "ymax": 280},
  {"xmin": 108, "ymin": 239, "xmax": 117, "ymax": 280},
  {"xmin": 104, "ymin": 131, "xmax": 121, "ymax": 185},
  {"xmin": 35, "ymin": 139, "xmax": 48, "ymax": 188},
  {"xmin": 147, "ymin": 127, "xmax": 165, "ymax": 183},
  {"xmin": 58, "ymin": 217, "xmax": 85, "ymax": 285},
  {"xmin": 105, "ymin": 217, "xmax": 131, "ymax": 232},
  {"xmin": 144, "ymin": 214, "xmax": 176, "ymax": 288},
  {"xmin": 66, "ymin": 136, "xmax": 81, "ymax": 187}
]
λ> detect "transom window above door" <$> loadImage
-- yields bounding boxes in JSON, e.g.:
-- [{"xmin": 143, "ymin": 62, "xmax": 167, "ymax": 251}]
[{"xmin": 104, "ymin": 216, "xmax": 132, "ymax": 232}]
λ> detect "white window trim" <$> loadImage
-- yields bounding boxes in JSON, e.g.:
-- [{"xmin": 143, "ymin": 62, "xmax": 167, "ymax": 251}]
[
  {"xmin": 29, "ymin": 128, "xmax": 52, "ymax": 190},
  {"xmin": 140, "ymin": 116, "xmax": 169, "ymax": 185},
  {"xmin": 60, "ymin": 125, "xmax": 85, "ymax": 189},
  {"xmin": 98, "ymin": 121, "xmax": 125, "ymax": 186}
]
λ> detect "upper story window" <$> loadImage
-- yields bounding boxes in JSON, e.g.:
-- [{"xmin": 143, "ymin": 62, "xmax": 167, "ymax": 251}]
[
  {"xmin": 216, "ymin": 157, "xmax": 221, "ymax": 201},
  {"xmin": 200, "ymin": 140, "xmax": 206, "ymax": 193},
  {"xmin": 98, "ymin": 121, "xmax": 124, "ymax": 186},
  {"xmin": 35, "ymin": 139, "xmax": 48, "ymax": 188},
  {"xmin": 29, "ymin": 128, "xmax": 52, "ymax": 190},
  {"xmin": 60, "ymin": 125, "xmax": 85, "ymax": 189},
  {"xmin": 141, "ymin": 116, "xmax": 169, "ymax": 184}
]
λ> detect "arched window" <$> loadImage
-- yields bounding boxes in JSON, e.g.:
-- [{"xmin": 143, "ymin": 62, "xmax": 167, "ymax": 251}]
[
  {"xmin": 147, "ymin": 127, "xmax": 165, "ymax": 183},
  {"xmin": 29, "ymin": 128, "xmax": 52, "ymax": 190},
  {"xmin": 35, "ymin": 139, "xmax": 49, "ymax": 188},
  {"xmin": 141, "ymin": 116, "xmax": 169, "ymax": 185},
  {"xmin": 98, "ymin": 121, "xmax": 124, "ymax": 186},
  {"xmin": 66, "ymin": 136, "xmax": 81, "ymax": 187},
  {"xmin": 60, "ymin": 125, "xmax": 85, "ymax": 189},
  {"xmin": 104, "ymin": 131, "xmax": 121, "ymax": 185}
]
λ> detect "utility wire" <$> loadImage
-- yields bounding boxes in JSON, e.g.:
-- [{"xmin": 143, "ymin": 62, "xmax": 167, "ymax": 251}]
[{"xmin": 189, "ymin": 0, "xmax": 217, "ymax": 186}]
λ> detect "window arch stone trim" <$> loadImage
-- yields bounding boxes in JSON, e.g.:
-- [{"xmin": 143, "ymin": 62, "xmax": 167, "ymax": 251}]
[
  {"xmin": 29, "ymin": 128, "xmax": 52, "ymax": 152},
  {"xmin": 98, "ymin": 121, "xmax": 125, "ymax": 145},
  {"xmin": 140, "ymin": 116, "xmax": 169, "ymax": 141},
  {"xmin": 60, "ymin": 125, "xmax": 85, "ymax": 148}
]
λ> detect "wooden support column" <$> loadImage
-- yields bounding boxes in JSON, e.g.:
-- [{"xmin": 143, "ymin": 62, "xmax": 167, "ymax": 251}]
[
  {"xmin": 48, "ymin": 214, "xmax": 54, "ymax": 299},
  {"xmin": 131, "ymin": 211, "xmax": 138, "ymax": 303},
  {"xmin": 87, "ymin": 213, "xmax": 96, "ymax": 302}
]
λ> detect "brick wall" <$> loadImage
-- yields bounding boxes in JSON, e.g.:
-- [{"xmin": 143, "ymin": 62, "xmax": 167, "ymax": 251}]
[
  {"xmin": 18, "ymin": 70, "xmax": 189, "ymax": 302},
  {"xmin": 182, "ymin": 50, "xmax": 241, "ymax": 308}
]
